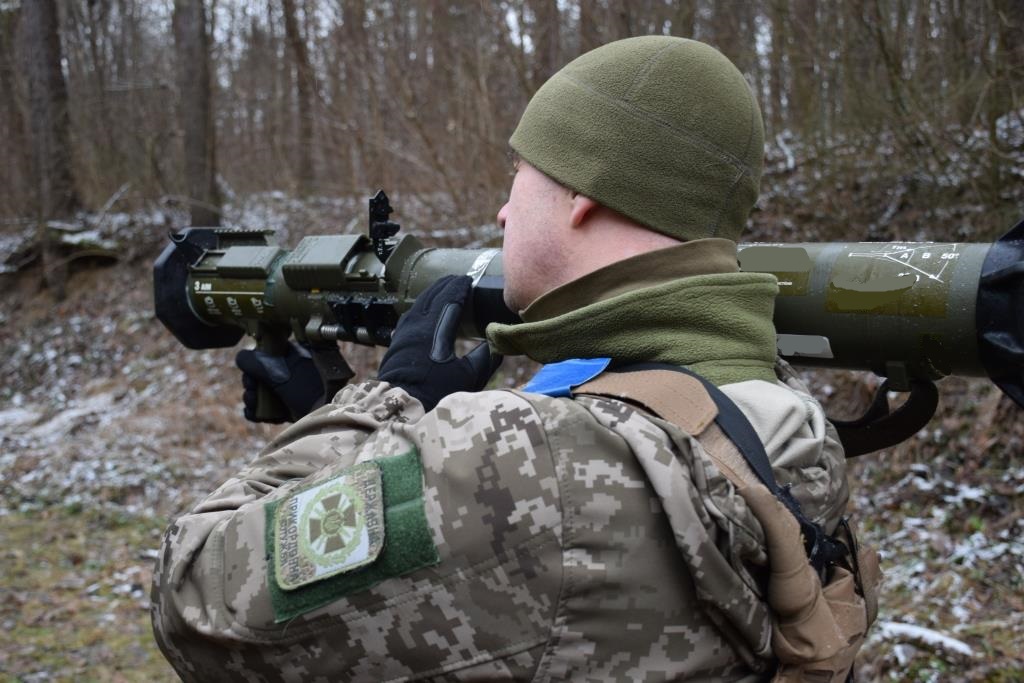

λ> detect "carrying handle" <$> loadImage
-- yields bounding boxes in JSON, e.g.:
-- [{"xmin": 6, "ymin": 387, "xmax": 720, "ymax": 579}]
[{"xmin": 830, "ymin": 378, "xmax": 939, "ymax": 457}]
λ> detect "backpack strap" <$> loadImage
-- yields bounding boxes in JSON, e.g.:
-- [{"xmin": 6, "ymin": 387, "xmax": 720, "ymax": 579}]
[{"xmin": 573, "ymin": 363, "xmax": 846, "ymax": 573}]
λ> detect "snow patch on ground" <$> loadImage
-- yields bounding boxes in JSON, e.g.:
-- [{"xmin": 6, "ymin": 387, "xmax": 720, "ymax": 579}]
[
  {"xmin": 0, "ymin": 407, "xmax": 43, "ymax": 429},
  {"xmin": 874, "ymin": 621, "xmax": 975, "ymax": 658},
  {"xmin": 996, "ymin": 107, "xmax": 1024, "ymax": 148}
]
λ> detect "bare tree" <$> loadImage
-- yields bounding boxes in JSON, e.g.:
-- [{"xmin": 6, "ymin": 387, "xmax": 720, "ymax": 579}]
[
  {"xmin": 173, "ymin": 0, "xmax": 219, "ymax": 226},
  {"xmin": 0, "ymin": 4, "xmax": 30, "ymax": 219},
  {"xmin": 768, "ymin": 0, "xmax": 787, "ymax": 134},
  {"xmin": 20, "ymin": 0, "xmax": 80, "ymax": 220},
  {"xmin": 991, "ymin": 0, "xmax": 1023, "ymax": 128},
  {"xmin": 18, "ymin": 0, "xmax": 82, "ymax": 297},
  {"xmin": 788, "ymin": 0, "xmax": 819, "ymax": 136},
  {"xmin": 281, "ymin": 0, "xmax": 316, "ymax": 195},
  {"xmin": 578, "ymin": 0, "xmax": 600, "ymax": 53},
  {"xmin": 527, "ymin": 0, "xmax": 559, "ymax": 87},
  {"xmin": 670, "ymin": 1, "xmax": 697, "ymax": 38}
]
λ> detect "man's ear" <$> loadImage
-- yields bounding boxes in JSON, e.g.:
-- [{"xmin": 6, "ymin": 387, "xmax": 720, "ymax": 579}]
[{"xmin": 569, "ymin": 193, "xmax": 600, "ymax": 229}]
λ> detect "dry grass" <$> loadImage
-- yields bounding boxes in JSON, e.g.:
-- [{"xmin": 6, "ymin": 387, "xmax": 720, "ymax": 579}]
[{"xmin": 0, "ymin": 509, "xmax": 175, "ymax": 682}]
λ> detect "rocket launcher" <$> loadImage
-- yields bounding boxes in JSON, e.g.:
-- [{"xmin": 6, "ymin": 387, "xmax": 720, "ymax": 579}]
[{"xmin": 154, "ymin": 192, "xmax": 1024, "ymax": 455}]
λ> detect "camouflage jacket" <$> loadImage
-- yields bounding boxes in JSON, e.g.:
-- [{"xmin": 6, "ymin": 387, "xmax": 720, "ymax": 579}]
[{"xmin": 152, "ymin": 369, "xmax": 847, "ymax": 681}]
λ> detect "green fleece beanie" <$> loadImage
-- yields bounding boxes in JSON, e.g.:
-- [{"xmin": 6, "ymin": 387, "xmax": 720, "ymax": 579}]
[{"xmin": 510, "ymin": 36, "xmax": 764, "ymax": 243}]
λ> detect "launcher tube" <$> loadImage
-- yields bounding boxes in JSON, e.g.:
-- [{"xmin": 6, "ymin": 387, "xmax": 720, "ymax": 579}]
[{"xmin": 154, "ymin": 220, "xmax": 1024, "ymax": 407}]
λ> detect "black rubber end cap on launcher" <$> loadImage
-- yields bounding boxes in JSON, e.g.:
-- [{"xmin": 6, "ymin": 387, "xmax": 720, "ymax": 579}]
[{"xmin": 153, "ymin": 228, "xmax": 244, "ymax": 350}]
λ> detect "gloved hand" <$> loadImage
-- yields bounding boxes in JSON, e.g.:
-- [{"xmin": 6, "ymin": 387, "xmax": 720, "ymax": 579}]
[
  {"xmin": 235, "ymin": 341, "xmax": 324, "ymax": 423},
  {"xmin": 378, "ymin": 275, "xmax": 503, "ymax": 411}
]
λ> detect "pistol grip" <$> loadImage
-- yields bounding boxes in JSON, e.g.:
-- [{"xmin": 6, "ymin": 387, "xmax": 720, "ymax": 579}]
[{"xmin": 254, "ymin": 326, "xmax": 292, "ymax": 423}]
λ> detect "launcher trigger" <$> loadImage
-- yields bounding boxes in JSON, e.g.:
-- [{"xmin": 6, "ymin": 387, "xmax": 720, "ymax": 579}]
[{"xmin": 308, "ymin": 344, "xmax": 355, "ymax": 404}]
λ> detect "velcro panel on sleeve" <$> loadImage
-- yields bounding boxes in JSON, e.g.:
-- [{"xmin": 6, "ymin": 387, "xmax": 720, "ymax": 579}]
[{"xmin": 264, "ymin": 448, "xmax": 440, "ymax": 623}]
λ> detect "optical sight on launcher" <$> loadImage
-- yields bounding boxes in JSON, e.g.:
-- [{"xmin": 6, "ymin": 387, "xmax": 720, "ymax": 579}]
[{"xmin": 154, "ymin": 191, "xmax": 1024, "ymax": 456}]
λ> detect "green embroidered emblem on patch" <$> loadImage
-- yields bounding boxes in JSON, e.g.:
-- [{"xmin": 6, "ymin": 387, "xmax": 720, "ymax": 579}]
[
  {"xmin": 273, "ymin": 462, "xmax": 385, "ymax": 590},
  {"xmin": 265, "ymin": 448, "xmax": 440, "ymax": 622}
]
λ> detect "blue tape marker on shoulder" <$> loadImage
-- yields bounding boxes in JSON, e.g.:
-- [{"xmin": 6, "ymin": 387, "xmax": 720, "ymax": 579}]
[{"xmin": 522, "ymin": 357, "xmax": 612, "ymax": 397}]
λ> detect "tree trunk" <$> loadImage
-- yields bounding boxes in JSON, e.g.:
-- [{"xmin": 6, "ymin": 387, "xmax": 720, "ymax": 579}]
[
  {"xmin": 173, "ymin": 0, "xmax": 219, "ymax": 226},
  {"xmin": 610, "ymin": 0, "xmax": 633, "ymax": 41},
  {"xmin": 281, "ymin": 0, "xmax": 315, "ymax": 195},
  {"xmin": 709, "ymin": 2, "xmax": 741, "ymax": 69},
  {"xmin": 20, "ymin": 0, "xmax": 80, "ymax": 219},
  {"xmin": 671, "ymin": 1, "xmax": 697, "ymax": 39},
  {"xmin": 20, "ymin": 0, "xmax": 81, "ymax": 298},
  {"xmin": 993, "ymin": 0, "xmax": 1024, "ymax": 120},
  {"xmin": 0, "ymin": 6, "xmax": 30, "ymax": 217},
  {"xmin": 769, "ymin": 0, "xmax": 787, "ymax": 135},
  {"xmin": 946, "ymin": 0, "xmax": 973, "ymax": 126},
  {"xmin": 578, "ymin": 0, "xmax": 599, "ymax": 54},
  {"xmin": 789, "ymin": 0, "xmax": 819, "ymax": 136},
  {"xmin": 527, "ymin": 0, "xmax": 559, "ymax": 89}
]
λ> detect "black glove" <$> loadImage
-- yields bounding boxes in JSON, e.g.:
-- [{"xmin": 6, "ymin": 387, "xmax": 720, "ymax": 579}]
[
  {"xmin": 235, "ymin": 341, "xmax": 324, "ymax": 423},
  {"xmin": 378, "ymin": 275, "xmax": 503, "ymax": 411}
]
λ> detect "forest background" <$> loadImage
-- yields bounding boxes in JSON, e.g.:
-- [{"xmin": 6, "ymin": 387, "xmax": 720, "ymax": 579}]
[{"xmin": 2, "ymin": 0, "xmax": 1024, "ymax": 680}]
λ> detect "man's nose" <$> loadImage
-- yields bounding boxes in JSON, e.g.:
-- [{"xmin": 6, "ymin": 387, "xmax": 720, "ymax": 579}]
[{"xmin": 496, "ymin": 203, "xmax": 508, "ymax": 229}]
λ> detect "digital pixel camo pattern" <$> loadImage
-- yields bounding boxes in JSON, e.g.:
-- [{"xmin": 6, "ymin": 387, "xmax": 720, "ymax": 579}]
[{"xmin": 152, "ymin": 368, "xmax": 847, "ymax": 682}]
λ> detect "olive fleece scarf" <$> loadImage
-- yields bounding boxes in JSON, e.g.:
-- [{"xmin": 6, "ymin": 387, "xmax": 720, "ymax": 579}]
[{"xmin": 486, "ymin": 239, "xmax": 779, "ymax": 386}]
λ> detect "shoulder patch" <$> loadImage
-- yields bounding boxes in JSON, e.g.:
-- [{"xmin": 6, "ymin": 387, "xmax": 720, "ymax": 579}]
[
  {"xmin": 264, "ymin": 448, "xmax": 440, "ymax": 622},
  {"xmin": 273, "ymin": 462, "xmax": 385, "ymax": 590}
]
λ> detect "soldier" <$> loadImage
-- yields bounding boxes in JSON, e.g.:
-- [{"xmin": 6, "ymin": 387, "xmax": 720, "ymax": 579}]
[{"xmin": 152, "ymin": 36, "xmax": 853, "ymax": 681}]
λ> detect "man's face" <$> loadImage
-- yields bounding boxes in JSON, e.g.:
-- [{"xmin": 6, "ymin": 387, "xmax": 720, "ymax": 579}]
[{"xmin": 496, "ymin": 160, "xmax": 573, "ymax": 312}]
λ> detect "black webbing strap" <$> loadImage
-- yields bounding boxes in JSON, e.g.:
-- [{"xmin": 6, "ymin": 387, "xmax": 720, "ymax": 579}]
[{"xmin": 611, "ymin": 362, "xmax": 847, "ymax": 573}]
